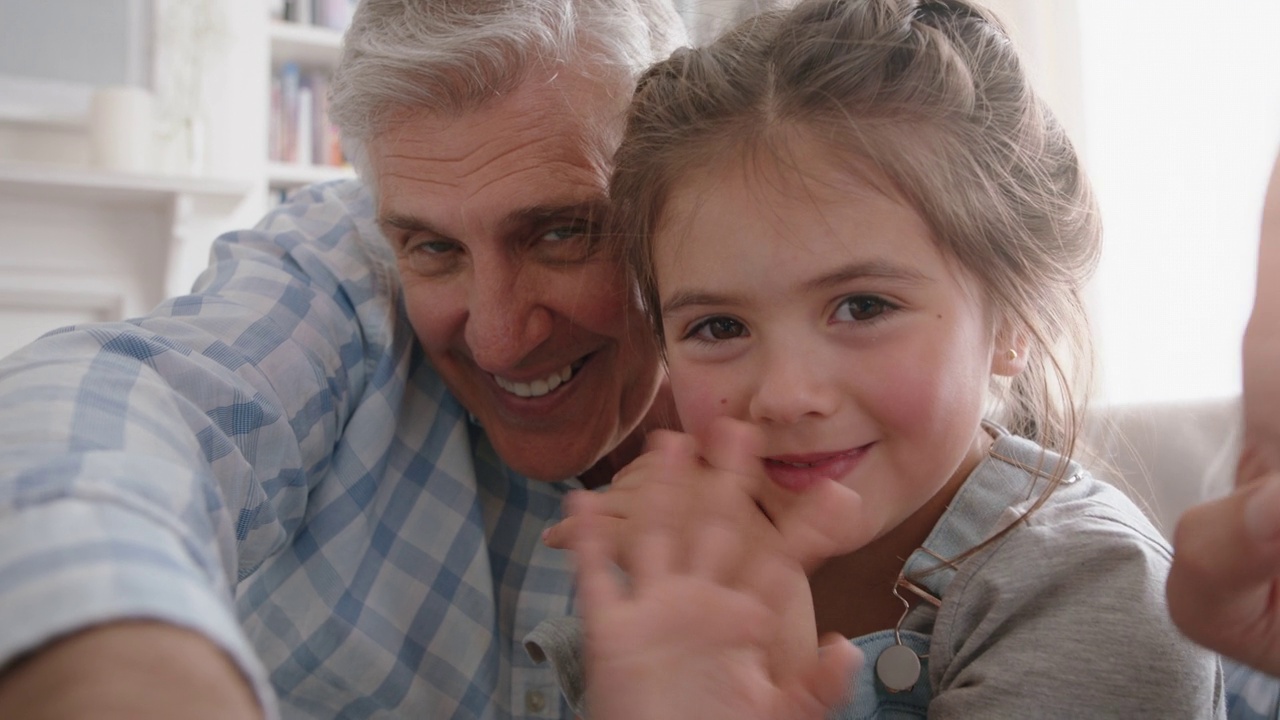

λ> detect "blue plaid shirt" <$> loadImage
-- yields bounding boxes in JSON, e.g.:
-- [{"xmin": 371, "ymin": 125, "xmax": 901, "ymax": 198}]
[
  {"xmin": 1227, "ymin": 660, "xmax": 1280, "ymax": 719},
  {"xmin": 0, "ymin": 179, "xmax": 579, "ymax": 719}
]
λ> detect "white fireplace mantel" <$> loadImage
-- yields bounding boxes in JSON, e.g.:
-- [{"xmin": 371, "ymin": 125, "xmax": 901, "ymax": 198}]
[{"xmin": 0, "ymin": 159, "xmax": 258, "ymax": 357}]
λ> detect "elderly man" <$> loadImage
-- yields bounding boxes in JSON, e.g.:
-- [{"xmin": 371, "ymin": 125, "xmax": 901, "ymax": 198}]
[{"xmin": 0, "ymin": 0, "xmax": 685, "ymax": 717}]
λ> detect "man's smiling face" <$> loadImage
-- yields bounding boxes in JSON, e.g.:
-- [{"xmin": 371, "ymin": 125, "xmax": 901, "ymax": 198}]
[{"xmin": 372, "ymin": 70, "xmax": 663, "ymax": 483}]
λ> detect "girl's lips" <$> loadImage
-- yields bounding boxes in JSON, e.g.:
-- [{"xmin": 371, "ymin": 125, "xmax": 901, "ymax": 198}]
[{"xmin": 763, "ymin": 445, "xmax": 870, "ymax": 492}]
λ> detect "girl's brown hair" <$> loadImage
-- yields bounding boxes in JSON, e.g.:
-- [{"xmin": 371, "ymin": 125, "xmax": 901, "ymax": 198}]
[{"xmin": 609, "ymin": 0, "xmax": 1101, "ymax": 473}]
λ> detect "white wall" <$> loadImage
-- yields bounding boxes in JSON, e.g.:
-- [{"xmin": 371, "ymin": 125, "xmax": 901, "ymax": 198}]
[
  {"xmin": 0, "ymin": 0, "xmax": 265, "ymax": 356},
  {"xmin": 915, "ymin": 0, "xmax": 1279, "ymax": 405},
  {"xmin": 0, "ymin": 0, "xmax": 149, "ymax": 87},
  {"xmin": 1076, "ymin": 0, "xmax": 1280, "ymax": 404}
]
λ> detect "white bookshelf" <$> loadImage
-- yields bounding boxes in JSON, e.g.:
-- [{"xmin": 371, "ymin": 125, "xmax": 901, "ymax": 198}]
[
  {"xmin": 0, "ymin": 160, "xmax": 250, "ymax": 205},
  {"xmin": 266, "ymin": 160, "xmax": 353, "ymax": 190},
  {"xmin": 0, "ymin": 160, "xmax": 257, "ymax": 354},
  {"xmin": 0, "ymin": 2, "xmax": 358, "ymax": 354},
  {"xmin": 267, "ymin": 19, "xmax": 354, "ymax": 192},
  {"xmin": 269, "ymin": 21, "xmax": 344, "ymax": 68}
]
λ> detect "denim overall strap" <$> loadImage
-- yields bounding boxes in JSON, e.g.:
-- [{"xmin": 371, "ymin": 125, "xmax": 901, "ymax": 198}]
[
  {"xmin": 900, "ymin": 429, "xmax": 1083, "ymax": 598},
  {"xmin": 837, "ymin": 430, "xmax": 1082, "ymax": 719}
]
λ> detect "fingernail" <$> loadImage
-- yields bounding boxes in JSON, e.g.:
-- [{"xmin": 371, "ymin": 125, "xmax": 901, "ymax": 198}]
[{"xmin": 1244, "ymin": 477, "xmax": 1280, "ymax": 542}]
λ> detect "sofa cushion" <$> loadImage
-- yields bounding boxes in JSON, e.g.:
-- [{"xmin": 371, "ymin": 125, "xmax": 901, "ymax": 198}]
[{"xmin": 1080, "ymin": 395, "xmax": 1241, "ymax": 540}]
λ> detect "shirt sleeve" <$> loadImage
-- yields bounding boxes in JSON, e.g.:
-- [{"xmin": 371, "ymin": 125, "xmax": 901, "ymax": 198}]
[
  {"xmin": 524, "ymin": 615, "xmax": 589, "ymax": 717},
  {"xmin": 0, "ymin": 180, "xmax": 396, "ymax": 716},
  {"xmin": 927, "ymin": 508, "xmax": 1226, "ymax": 719}
]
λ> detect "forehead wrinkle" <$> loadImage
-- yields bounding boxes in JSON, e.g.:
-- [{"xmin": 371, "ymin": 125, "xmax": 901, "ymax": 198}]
[
  {"xmin": 374, "ymin": 69, "xmax": 625, "ymax": 246},
  {"xmin": 380, "ymin": 137, "xmax": 605, "ymax": 227},
  {"xmin": 379, "ymin": 169, "xmax": 453, "ymax": 190},
  {"xmin": 383, "ymin": 130, "xmax": 550, "ymax": 176}
]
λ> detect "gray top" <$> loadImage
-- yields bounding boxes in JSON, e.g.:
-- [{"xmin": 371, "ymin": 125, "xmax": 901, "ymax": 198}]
[{"xmin": 525, "ymin": 429, "xmax": 1226, "ymax": 718}]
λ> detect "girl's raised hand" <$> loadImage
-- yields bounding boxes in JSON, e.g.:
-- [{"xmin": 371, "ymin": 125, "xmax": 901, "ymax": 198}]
[
  {"xmin": 569, "ymin": 481, "xmax": 862, "ymax": 720},
  {"xmin": 546, "ymin": 417, "xmax": 872, "ymax": 683},
  {"xmin": 543, "ymin": 417, "xmax": 874, "ymax": 573},
  {"xmin": 559, "ymin": 421, "xmax": 822, "ymax": 680}
]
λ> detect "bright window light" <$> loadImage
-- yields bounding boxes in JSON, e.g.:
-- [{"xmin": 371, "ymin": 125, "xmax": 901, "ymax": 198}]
[{"xmin": 1077, "ymin": 0, "xmax": 1280, "ymax": 404}]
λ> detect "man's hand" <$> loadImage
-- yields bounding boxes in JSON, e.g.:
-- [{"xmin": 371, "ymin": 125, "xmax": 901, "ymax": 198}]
[
  {"xmin": 569, "ymin": 482, "xmax": 861, "ymax": 720},
  {"xmin": 0, "ymin": 621, "xmax": 263, "ymax": 720},
  {"xmin": 1167, "ymin": 149, "xmax": 1280, "ymax": 673},
  {"xmin": 1168, "ymin": 448, "xmax": 1280, "ymax": 674}
]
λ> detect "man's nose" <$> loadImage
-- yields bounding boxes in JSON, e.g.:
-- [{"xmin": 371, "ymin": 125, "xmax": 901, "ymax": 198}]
[{"xmin": 463, "ymin": 261, "xmax": 554, "ymax": 372}]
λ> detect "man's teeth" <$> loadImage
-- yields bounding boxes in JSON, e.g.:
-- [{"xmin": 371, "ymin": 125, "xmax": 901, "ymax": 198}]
[{"xmin": 494, "ymin": 364, "xmax": 575, "ymax": 398}]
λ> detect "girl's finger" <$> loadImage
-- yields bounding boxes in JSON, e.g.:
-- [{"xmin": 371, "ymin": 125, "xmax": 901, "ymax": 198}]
[
  {"xmin": 543, "ymin": 513, "xmax": 626, "ymax": 553},
  {"xmin": 699, "ymin": 417, "xmax": 768, "ymax": 483},
  {"xmin": 773, "ymin": 478, "xmax": 874, "ymax": 570},
  {"xmin": 644, "ymin": 429, "xmax": 700, "ymax": 457},
  {"xmin": 792, "ymin": 634, "xmax": 861, "ymax": 716},
  {"xmin": 570, "ymin": 493, "xmax": 625, "ymax": 617},
  {"xmin": 686, "ymin": 520, "xmax": 749, "ymax": 584},
  {"xmin": 610, "ymin": 432, "xmax": 696, "ymax": 490},
  {"xmin": 542, "ymin": 487, "xmax": 634, "ymax": 549}
]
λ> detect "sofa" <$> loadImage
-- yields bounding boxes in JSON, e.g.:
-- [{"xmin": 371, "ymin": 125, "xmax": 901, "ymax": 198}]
[{"xmin": 1083, "ymin": 395, "xmax": 1242, "ymax": 541}]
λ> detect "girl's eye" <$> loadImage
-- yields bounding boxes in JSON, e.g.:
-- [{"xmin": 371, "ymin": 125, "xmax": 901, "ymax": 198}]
[
  {"xmin": 687, "ymin": 317, "xmax": 747, "ymax": 342},
  {"xmin": 834, "ymin": 296, "xmax": 891, "ymax": 322}
]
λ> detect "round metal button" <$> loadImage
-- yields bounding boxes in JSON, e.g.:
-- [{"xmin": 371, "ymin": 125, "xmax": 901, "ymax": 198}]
[
  {"xmin": 875, "ymin": 644, "xmax": 921, "ymax": 693},
  {"xmin": 525, "ymin": 689, "xmax": 547, "ymax": 713}
]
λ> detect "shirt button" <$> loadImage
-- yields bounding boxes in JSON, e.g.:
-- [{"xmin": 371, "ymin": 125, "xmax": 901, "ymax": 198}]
[{"xmin": 525, "ymin": 689, "xmax": 547, "ymax": 713}]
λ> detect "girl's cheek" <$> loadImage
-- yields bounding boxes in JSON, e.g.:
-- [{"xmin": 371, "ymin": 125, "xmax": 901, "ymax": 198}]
[{"xmin": 668, "ymin": 370, "xmax": 736, "ymax": 435}]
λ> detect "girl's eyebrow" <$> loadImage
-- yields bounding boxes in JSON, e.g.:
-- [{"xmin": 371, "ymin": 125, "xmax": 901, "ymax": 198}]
[
  {"xmin": 804, "ymin": 260, "xmax": 931, "ymax": 291},
  {"xmin": 661, "ymin": 260, "xmax": 929, "ymax": 316},
  {"xmin": 661, "ymin": 290, "xmax": 732, "ymax": 316}
]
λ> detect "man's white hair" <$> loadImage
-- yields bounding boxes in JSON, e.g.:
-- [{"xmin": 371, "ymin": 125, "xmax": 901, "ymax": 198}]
[{"xmin": 330, "ymin": 0, "xmax": 689, "ymax": 179}]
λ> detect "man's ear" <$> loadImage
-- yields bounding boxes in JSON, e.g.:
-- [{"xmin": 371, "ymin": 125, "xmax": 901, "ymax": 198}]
[{"xmin": 991, "ymin": 326, "xmax": 1030, "ymax": 377}]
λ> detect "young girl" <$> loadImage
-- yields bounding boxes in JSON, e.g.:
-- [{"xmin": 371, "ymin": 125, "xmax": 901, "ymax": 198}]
[{"xmin": 532, "ymin": 0, "xmax": 1226, "ymax": 715}]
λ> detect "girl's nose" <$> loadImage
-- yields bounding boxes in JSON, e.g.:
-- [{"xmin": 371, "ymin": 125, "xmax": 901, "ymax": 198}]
[{"xmin": 747, "ymin": 344, "xmax": 840, "ymax": 425}]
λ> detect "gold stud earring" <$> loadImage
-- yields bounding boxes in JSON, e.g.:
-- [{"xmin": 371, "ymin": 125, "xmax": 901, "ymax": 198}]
[{"xmin": 1006, "ymin": 348, "xmax": 1018, "ymax": 363}]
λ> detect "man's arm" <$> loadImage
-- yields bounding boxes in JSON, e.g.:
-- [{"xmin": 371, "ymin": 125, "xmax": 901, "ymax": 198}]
[
  {"xmin": 0, "ymin": 623, "xmax": 260, "ymax": 720},
  {"xmin": 1245, "ymin": 147, "xmax": 1280, "ymax": 452},
  {"xmin": 0, "ymin": 182, "xmax": 388, "ymax": 717},
  {"xmin": 1167, "ymin": 149, "xmax": 1280, "ymax": 674},
  {"xmin": 1167, "ymin": 468, "xmax": 1280, "ymax": 674}
]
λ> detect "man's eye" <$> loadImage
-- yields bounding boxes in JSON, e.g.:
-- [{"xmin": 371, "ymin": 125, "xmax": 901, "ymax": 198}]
[
  {"xmin": 541, "ymin": 226, "xmax": 587, "ymax": 243},
  {"xmin": 404, "ymin": 239, "xmax": 463, "ymax": 276},
  {"xmin": 416, "ymin": 240, "xmax": 458, "ymax": 254},
  {"xmin": 834, "ymin": 296, "xmax": 892, "ymax": 322},
  {"xmin": 536, "ymin": 224, "xmax": 596, "ymax": 263},
  {"xmin": 687, "ymin": 317, "xmax": 747, "ymax": 342}
]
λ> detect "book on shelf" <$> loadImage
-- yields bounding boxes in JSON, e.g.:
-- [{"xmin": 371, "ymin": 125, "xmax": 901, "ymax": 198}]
[
  {"xmin": 269, "ymin": 63, "xmax": 347, "ymax": 171},
  {"xmin": 279, "ymin": 0, "xmax": 357, "ymax": 31}
]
